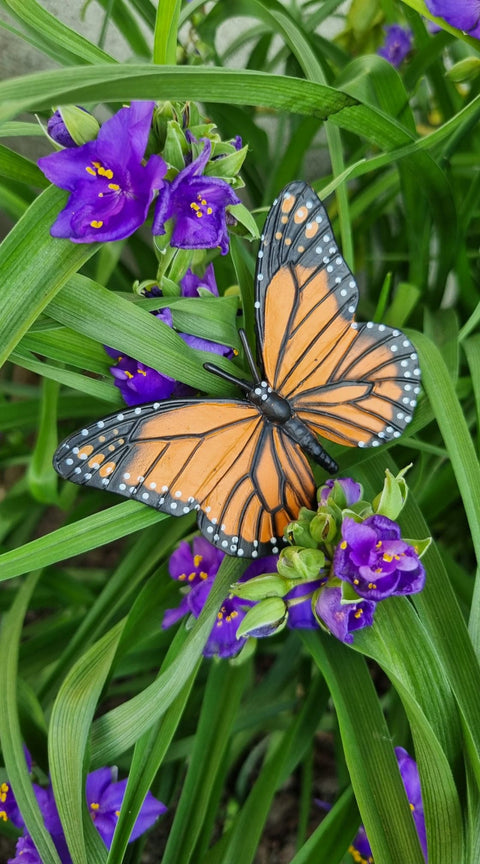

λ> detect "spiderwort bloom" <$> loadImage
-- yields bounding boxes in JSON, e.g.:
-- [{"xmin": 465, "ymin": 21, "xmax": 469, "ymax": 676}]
[
  {"xmin": 377, "ymin": 24, "xmax": 413, "ymax": 66},
  {"xmin": 38, "ymin": 101, "xmax": 167, "ymax": 243},
  {"xmin": 314, "ymin": 585, "xmax": 376, "ymax": 644},
  {"xmin": 106, "ymin": 307, "xmax": 232, "ymax": 407},
  {"xmin": 349, "ymin": 747, "xmax": 427, "ymax": 862},
  {"xmin": 425, "ymin": 0, "xmax": 480, "ymax": 38},
  {"xmin": 334, "ymin": 515, "xmax": 425, "ymax": 601},
  {"xmin": 86, "ymin": 766, "xmax": 166, "ymax": 847},
  {"xmin": 152, "ymin": 139, "xmax": 241, "ymax": 254},
  {"xmin": 163, "ymin": 538, "xmax": 278, "ymax": 658}
]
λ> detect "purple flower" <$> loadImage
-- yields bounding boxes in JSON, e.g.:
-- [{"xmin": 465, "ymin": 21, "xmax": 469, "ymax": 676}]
[
  {"xmin": 38, "ymin": 101, "xmax": 167, "ymax": 243},
  {"xmin": 106, "ymin": 306, "xmax": 232, "ymax": 407},
  {"xmin": 0, "ymin": 778, "xmax": 24, "ymax": 829},
  {"xmin": 314, "ymin": 584, "xmax": 376, "ymax": 644},
  {"xmin": 152, "ymin": 139, "xmax": 241, "ymax": 254},
  {"xmin": 377, "ymin": 24, "xmax": 413, "ymax": 66},
  {"xmin": 425, "ymin": 0, "xmax": 480, "ymax": 37},
  {"xmin": 285, "ymin": 579, "xmax": 325, "ymax": 629},
  {"xmin": 319, "ymin": 477, "xmax": 362, "ymax": 507},
  {"xmin": 47, "ymin": 109, "xmax": 78, "ymax": 148},
  {"xmin": 349, "ymin": 747, "xmax": 427, "ymax": 862},
  {"xmin": 333, "ymin": 515, "xmax": 425, "ymax": 601},
  {"xmin": 86, "ymin": 766, "xmax": 166, "ymax": 847},
  {"xmin": 180, "ymin": 263, "xmax": 219, "ymax": 297},
  {"xmin": 8, "ymin": 833, "xmax": 43, "ymax": 864},
  {"xmin": 163, "ymin": 538, "xmax": 278, "ymax": 658}
]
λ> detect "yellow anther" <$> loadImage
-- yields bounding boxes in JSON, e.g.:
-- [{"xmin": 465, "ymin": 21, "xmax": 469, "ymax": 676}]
[
  {"xmin": 340, "ymin": 540, "xmax": 347, "ymax": 549},
  {"xmin": 98, "ymin": 193, "xmax": 104, "ymax": 197},
  {"xmin": 98, "ymin": 166, "xmax": 114, "ymax": 179},
  {"xmin": 368, "ymin": 582, "xmax": 377, "ymax": 590},
  {"xmin": 231, "ymin": 610, "xmax": 238, "ymax": 619},
  {"xmin": 353, "ymin": 578, "xmax": 359, "ymax": 585},
  {"xmin": 196, "ymin": 211, "xmax": 203, "ymax": 218},
  {"xmin": 199, "ymin": 570, "xmax": 209, "ymax": 580},
  {"xmin": 354, "ymin": 609, "xmax": 363, "ymax": 619},
  {"xmin": 200, "ymin": 198, "xmax": 207, "ymax": 206},
  {"xmin": 410, "ymin": 802, "xmax": 415, "ymax": 811},
  {"xmin": 0, "ymin": 811, "xmax": 7, "ymax": 822},
  {"xmin": 92, "ymin": 161, "xmax": 101, "ymax": 169},
  {"xmin": 376, "ymin": 540, "xmax": 382, "ymax": 549},
  {"xmin": 90, "ymin": 802, "xmax": 100, "ymax": 811},
  {"xmin": 188, "ymin": 572, "xmax": 196, "ymax": 581},
  {"xmin": 86, "ymin": 166, "xmax": 96, "ymax": 175},
  {"xmin": 108, "ymin": 183, "xmax": 121, "ymax": 191},
  {"xmin": 179, "ymin": 573, "xmax": 187, "ymax": 581},
  {"xmin": 190, "ymin": 202, "xmax": 200, "ymax": 211},
  {"xmin": 193, "ymin": 554, "xmax": 203, "ymax": 567},
  {"xmin": 115, "ymin": 810, "xmax": 120, "ymax": 817},
  {"xmin": 136, "ymin": 368, "xmax": 147, "ymax": 376},
  {"xmin": 124, "ymin": 371, "xmax": 133, "ymax": 379},
  {"xmin": 90, "ymin": 220, "xmax": 104, "ymax": 229},
  {"xmin": 207, "ymin": 207, "xmax": 213, "ymax": 215},
  {"xmin": 382, "ymin": 553, "xmax": 393, "ymax": 562},
  {"xmin": 217, "ymin": 611, "xmax": 223, "ymax": 620}
]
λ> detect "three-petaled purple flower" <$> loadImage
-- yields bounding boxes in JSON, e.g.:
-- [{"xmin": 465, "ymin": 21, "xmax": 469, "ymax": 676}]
[
  {"xmin": 334, "ymin": 515, "xmax": 425, "ymax": 601},
  {"xmin": 38, "ymin": 101, "xmax": 167, "ymax": 243},
  {"xmin": 377, "ymin": 24, "xmax": 413, "ymax": 66},
  {"xmin": 314, "ymin": 585, "xmax": 376, "ymax": 644},
  {"xmin": 6, "ymin": 756, "xmax": 165, "ymax": 864},
  {"xmin": 425, "ymin": 0, "xmax": 480, "ymax": 38},
  {"xmin": 163, "ymin": 537, "xmax": 278, "ymax": 658},
  {"xmin": 153, "ymin": 139, "xmax": 241, "ymax": 254},
  {"xmin": 105, "ymin": 278, "xmax": 233, "ymax": 406},
  {"xmin": 349, "ymin": 747, "xmax": 427, "ymax": 862}
]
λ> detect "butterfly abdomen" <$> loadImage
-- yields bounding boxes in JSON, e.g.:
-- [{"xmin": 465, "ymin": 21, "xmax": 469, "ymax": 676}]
[{"xmin": 282, "ymin": 415, "xmax": 338, "ymax": 475}]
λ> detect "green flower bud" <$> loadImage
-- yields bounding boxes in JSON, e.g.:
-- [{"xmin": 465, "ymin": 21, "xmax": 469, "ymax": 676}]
[
  {"xmin": 236, "ymin": 597, "xmax": 287, "ymax": 639},
  {"xmin": 373, "ymin": 467, "xmax": 411, "ymax": 520},
  {"xmin": 284, "ymin": 508, "xmax": 317, "ymax": 548},
  {"xmin": 310, "ymin": 510, "xmax": 338, "ymax": 544},
  {"xmin": 277, "ymin": 546, "xmax": 325, "ymax": 581},
  {"xmin": 232, "ymin": 573, "xmax": 290, "ymax": 602}
]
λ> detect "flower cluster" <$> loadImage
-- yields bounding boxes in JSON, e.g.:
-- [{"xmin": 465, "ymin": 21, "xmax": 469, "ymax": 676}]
[
  {"xmin": 2, "ymin": 753, "xmax": 165, "ymax": 863},
  {"xmin": 106, "ymin": 263, "xmax": 233, "ymax": 406},
  {"xmin": 38, "ymin": 100, "xmax": 247, "ymax": 252},
  {"xmin": 163, "ymin": 471, "xmax": 429, "ymax": 656},
  {"xmin": 348, "ymin": 747, "xmax": 427, "ymax": 862}
]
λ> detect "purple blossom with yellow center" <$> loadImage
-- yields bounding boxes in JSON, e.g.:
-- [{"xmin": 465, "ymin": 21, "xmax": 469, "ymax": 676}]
[
  {"xmin": 106, "ymin": 304, "xmax": 232, "ymax": 407},
  {"xmin": 334, "ymin": 515, "xmax": 425, "ymax": 601},
  {"xmin": 152, "ymin": 139, "xmax": 241, "ymax": 254},
  {"xmin": 163, "ymin": 538, "xmax": 278, "ymax": 658},
  {"xmin": 377, "ymin": 24, "xmax": 413, "ymax": 66},
  {"xmin": 86, "ymin": 766, "xmax": 166, "ymax": 847},
  {"xmin": 314, "ymin": 584, "xmax": 376, "ymax": 644},
  {"xmin": 38, "ymin": 101, "xmax": 167, "ymax": 243},
  {"xmin": 349, "ymin": 747, "xmax": 427, "ymax": 862},
  {"xmin": 425, "ymin": 0, "xmax": 480, "ymax": 38}
]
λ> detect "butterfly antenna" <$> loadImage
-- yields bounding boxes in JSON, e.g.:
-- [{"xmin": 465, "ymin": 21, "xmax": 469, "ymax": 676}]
[
  {"xmin": 238, "ymin": 328, "xmax": 261, "ymax": 384},
  {"xmin": 203, "ymin": 329, "xmax": 259, "ymax": 394}
]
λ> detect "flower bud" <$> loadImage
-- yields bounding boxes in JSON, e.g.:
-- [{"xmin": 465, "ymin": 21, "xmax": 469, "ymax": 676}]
[
  {"xmin": 277, "ymin": 546, "xmax": 325, "ymax": 581},
  {"xmin": 236, "ymin": 597, "xmax": 287, "ymax": 639},
  {"xmin": 47, "ymin": 106, "xmax": 99, "ymax": 148},
  {"xmin": 373, "ymin": 467, "xmax": 410, "ymax": 520},
  {"xmin": 310, "ymin": 510, "xmax": 338, "ymax": 544},
  {"xmin": 284, "ymin": 507, "xmax": 317, "ymax": 548},
  {"xmin": 231, "ymin": 573, "xmax": 290, "ymax": 602}
]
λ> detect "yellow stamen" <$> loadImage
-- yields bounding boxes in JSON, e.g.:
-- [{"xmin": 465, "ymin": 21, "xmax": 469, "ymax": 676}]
[
  {"xmin": 124, "ymin": 371, "xmax": 133, "ymax": 379},
  {"xmin": 207, "ymin": 207, "xmax": 213, "ymax": 214},
  {"xmin": 193, "ymin": 554, "xmax": 203, "ymax": 567},
  {"xmin": 196, "ymin": 211, "xmax": 203, "ymax": 218},
  {"xmin": 354, "ymin": 609, "xmax": 363, "ymax": 619},
  {"xmin": 90, "ymin": 220, "xmax": 104, "ymax": 229},
  {"xmin": 383, "ymin": 553, "xmax": 393, "ymax": 562},
  {"xmin": 0, "ymin": 811, "xmax": 7, "ymax": 822},
  {"xmin": 86, "ymin": 166, "xmax": 96, "ymax": 175},
  {"xmin": 368, "ymin": 582, "xmax": 377, "ymax": 590},
  {"xmin": 92, "ymin": 161, "xmax": 102, "ymax": 169},
  {"xmin": 136, "ymin": 368, "xmax": 147, "ymax": 376},
  {"xmin": 90, "ymin": 802, "xmax": 100, "ymax": 811},
  {"xmin": 98, "ymin": 166, "xmax": 114, "ymax": 179},
  {"xmin": 340, "ymin": 540, "xmax": 347, "ymax": 550},
  {"xmin": 353, "ymin": 578, "xmax": 359, "ymax": 585},
  {"xmin": 179, "ymin": 573, "xmax": 187, "ymax": 581},
  {"xmin": 376, "ymin": 540, "xmax": 382, "ymax": 549},
  {"xmin": 410, "ymin": 802, "xmax": 415, "ymax": 811},
  {"xmin": 108, "ymin": 183, "xmax": 121, "ymax": 191},
  {"xmin": 199, "ymin": 570, "xmax": 209, "ymax": 580}
]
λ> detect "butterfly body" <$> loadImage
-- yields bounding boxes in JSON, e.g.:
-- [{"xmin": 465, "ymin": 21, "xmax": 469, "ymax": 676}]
[{"xmin": 54, "ymin": 181, "xmax": 420, "ymax": 559}]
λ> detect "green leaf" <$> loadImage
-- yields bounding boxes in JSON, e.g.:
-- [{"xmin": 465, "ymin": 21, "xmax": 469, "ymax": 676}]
[{"xmin": 0, "ymin": 186, "xmax": 98, "ymax": 369}]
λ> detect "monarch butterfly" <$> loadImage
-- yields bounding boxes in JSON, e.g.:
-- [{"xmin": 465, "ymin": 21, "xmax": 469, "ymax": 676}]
[{"xmin": 54, "ymin": 181, "xmax": 420, "ymax": 559}]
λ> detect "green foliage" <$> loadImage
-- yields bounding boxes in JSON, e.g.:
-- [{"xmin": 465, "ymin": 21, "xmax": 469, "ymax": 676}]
[{"xmin": 0, "ymin": 1, "xmax": 479, "ymax": 863}]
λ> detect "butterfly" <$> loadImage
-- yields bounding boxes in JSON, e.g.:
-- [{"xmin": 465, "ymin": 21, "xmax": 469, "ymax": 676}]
[{"xmin": 53, "ymin": 181, "xmax": 420, "ymax": 559}]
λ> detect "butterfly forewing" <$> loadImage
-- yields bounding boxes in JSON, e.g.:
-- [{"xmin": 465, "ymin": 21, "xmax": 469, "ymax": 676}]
[
  {"xmin": 54, "ymin": 399, "xmax": 316, "ymax": 558},
  {"xmin": 255, "ymin": 181, "xmax": 420, "ymax": 449}
]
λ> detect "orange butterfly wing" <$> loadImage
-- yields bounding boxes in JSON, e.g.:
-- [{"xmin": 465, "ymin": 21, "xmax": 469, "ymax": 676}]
[
  {"xmin": 255, "ymin": 181, "xmax": 420, "ymax": 448},
  {"xmin": 54, "ymin": 399, "xmax": 315, "ymax": 558}
]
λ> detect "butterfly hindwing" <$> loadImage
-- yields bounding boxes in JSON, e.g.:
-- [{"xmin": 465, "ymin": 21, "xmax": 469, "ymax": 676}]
[
  {"xmin": 255, "ymin": 181, "xmax": 420, "ymax": 449},
  {"xmin": 54, "ymin": 398, "xmax": 316, "ymax": 558}
]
